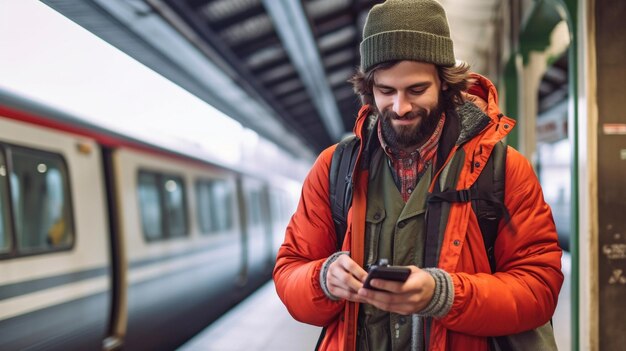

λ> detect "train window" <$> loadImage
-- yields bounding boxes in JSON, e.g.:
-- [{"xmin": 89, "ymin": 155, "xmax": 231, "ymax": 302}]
[
  {"xmin": 0, "ymin": 150, "xmax": 11, "ymax": 253},
  {"xmin": 282, "ymin": 192, "xmax": 294, "ymax": 221},
  {"xmin": 138, "ymin": 172, "xmax": 164, "ymax": 240},
  {"xmin": 272, "ymin": 190, "xmax": 293, "ymax": 224},
  {"xmin": 195, "ymin": 179, "xmax": 234, "ymax": 235},
  {"xmin": 138, "ymin": 170, "xmax": 188, "ymax": 241},
  {"xmin": 196, "ymin": 181, "xmax": 212, "ymax": 234},
  {"xmin": 163, "ymin": 175, "xmax": 187, "ymax": 238},
  {"xmin": 247, "ymin": 190, "xmax": 262, "ymax": 225},
  {"xmin": 10, "ymin": 146, "xmax": 74, "ymax": 253},
  {"xmin": 269, "ymin": 191, "xmax": 281, "ymax": 223},
  {"xmin": 210, "ymin": 180, "xmax": 234, "ymax": 232}
]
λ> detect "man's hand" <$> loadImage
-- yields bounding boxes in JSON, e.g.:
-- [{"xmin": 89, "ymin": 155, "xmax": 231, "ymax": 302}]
[
  {"xmin": 357, "ymin": 266, "xmax": 435, "ymax": 315},
  {"xmin": 326, "ymin": 254, "xmax": 368, "ymax": 303}
]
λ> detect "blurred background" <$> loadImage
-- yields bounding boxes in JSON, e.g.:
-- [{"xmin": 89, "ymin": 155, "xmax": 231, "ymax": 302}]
[{"xmin": 0, "ymin": 0, "xmax": 624, "ymax": 350}]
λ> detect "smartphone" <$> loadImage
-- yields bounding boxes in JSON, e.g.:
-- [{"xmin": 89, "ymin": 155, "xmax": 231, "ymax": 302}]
[{"xmin": 363, "ymin": 261, "xmax": 411, "ymax": 291}]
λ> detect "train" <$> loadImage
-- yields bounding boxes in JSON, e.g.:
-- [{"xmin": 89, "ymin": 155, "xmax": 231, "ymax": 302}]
[{"xmin": 0, "ymin": 88, "xmax": 307, "ymax": 351}]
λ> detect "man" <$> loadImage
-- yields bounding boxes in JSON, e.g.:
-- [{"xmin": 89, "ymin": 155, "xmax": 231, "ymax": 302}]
[{"xmin": 273, "ymin": 0, "xmax": 563, "ymax": 350}]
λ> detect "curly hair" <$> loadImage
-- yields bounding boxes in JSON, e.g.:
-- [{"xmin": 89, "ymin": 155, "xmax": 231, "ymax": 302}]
[{"xmin": 348, "ymin": 60, "xmax": 473, "ymax": 108}]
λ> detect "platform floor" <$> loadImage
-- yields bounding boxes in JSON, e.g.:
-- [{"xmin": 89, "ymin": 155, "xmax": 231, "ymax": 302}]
[{"xmin": 178, "ymin": 281, "xmax": 322, "ymax": 351}]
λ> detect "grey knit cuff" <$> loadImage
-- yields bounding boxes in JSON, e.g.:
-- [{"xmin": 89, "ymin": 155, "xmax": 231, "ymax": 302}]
[
  {"xmin": 320, "ymin": 251, "xmax": 350, "ymax": 301},
  {"xmin": 418, "ymin": 268, "xmax": 454, "ymax": 317}
]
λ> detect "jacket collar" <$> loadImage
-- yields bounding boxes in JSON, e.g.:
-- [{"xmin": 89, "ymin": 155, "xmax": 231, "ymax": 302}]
[
  {"xmin": 455, "ymin": 101, "xmax": 491, "ymax": 146},
  {"xmin": 354, "ymin": 73, "xmax": 503, "ymax": 148}
]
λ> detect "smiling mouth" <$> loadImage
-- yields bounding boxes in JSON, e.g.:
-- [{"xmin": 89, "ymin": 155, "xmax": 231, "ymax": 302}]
[
  {"xmin": 393, "ymin": 115, "xmax": 420, "ymax": 124},
  {"xmin": 394, "ymin": 115, "xmax": 417, "ymax": 121}
]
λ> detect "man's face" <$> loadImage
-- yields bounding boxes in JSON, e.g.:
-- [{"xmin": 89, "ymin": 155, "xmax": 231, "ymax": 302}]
[{"xmin": 372, "ymin": 61, "xmax": 444, "ymax": 150}]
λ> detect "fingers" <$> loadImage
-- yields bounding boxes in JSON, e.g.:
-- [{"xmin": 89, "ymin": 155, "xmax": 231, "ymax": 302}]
[
  {"xmin": 327, "ymin": 281, "xmax": 363, "ymax": 302},
  {"xmin": 323, "ymin": 258, "xmax": 437, "ymax": 314},
  {"xmin": 326, "ymin": 255, "xmax": 368, "ymax": 302},
  {"xmin": 365, "ymin": 278, "xmax": 407, "ymax": 293},
  {"xmin": 363, "ymin": 265, "xmax": 421, "ymax": 293},
  {"xmin": 358, "ymin": 290, "xmax": 412, "ymax": 315},
  {"xmin": 357, "ymin": 266, "xmax": 435, "ymax": 315},
  {"xmin": 335, "ymin": 254, "xmax": 368, "ymax": 281}
]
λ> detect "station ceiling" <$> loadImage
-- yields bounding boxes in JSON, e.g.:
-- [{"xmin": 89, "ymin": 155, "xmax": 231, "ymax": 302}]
[{"xmin": 43, "ymin": 0, "xmax": 504, "ymax": 157}]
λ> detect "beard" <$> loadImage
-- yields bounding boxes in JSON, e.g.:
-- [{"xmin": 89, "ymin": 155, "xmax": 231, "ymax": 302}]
[{"xmin": 378, "ymin": 100, "xmax": 445, "ymax": 150}]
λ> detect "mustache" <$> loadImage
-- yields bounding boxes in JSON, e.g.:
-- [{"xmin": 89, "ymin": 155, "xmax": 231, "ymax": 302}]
[{"xmin": 382, "ymin": 108, "xmax": 428, "ymax": 121}]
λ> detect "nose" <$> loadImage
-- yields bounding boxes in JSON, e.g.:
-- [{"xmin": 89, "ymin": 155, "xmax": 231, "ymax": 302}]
[{"xmin": 392, "ymin": 93, "xmax": 412, "ymax": 117}]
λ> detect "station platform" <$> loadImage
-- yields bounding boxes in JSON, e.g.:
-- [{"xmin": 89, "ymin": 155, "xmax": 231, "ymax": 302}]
[{"xmin": 178, "ymin": 281, "xmax": 322, "ymax": 351}]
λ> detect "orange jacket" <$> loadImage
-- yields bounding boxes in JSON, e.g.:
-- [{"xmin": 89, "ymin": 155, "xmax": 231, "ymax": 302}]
[{"xmin": 273, "ymin": 74, "xmax": 563, "ymax": 351}]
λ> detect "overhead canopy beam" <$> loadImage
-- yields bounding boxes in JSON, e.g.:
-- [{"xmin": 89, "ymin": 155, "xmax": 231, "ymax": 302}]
[
  {"xmin": 262, "ymin": 0, "xmax": 345, "ymax": 141},
  {"xmin": 41, "ymin": 0, "xmax": 315, "ymax": 160}
]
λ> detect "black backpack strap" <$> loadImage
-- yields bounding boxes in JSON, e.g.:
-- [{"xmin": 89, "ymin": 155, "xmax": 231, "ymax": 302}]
[
  {"xmin": 328, "ymin": 135, "xmax": 360, "ymax": 250},
  {"xmin": 314, "ymin": 327, "xmax": 327, "ymax": 351},
  {"xmin": 426, "ymin": 141, "xmax": 510, "ymax": 272},
  {"xmin": 474, "ymin": 141, "xmax": 507, "ymax": 273}
]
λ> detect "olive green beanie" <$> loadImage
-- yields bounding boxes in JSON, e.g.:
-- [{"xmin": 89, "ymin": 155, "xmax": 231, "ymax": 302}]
[{"xmin": 360, "ymin": 0, "xmax": 456, "ymax": 71}]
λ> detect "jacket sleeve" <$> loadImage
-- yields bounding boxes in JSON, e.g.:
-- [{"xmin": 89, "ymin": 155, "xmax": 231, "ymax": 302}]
[
  {"xmin": 439, "ymin": 147, "xmax": 564, "ymax": 336},
  {"xmin": 273, "ymin": 145, "xmax": 345, "ymax": 326}
]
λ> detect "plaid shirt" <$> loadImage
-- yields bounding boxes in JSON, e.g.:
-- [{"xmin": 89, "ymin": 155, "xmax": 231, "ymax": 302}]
[{"xmin": 377, "ymin": 114, "xmax": 446, "ymax": 202}]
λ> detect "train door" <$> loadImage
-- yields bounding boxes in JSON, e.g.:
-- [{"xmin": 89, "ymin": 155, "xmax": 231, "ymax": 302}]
[
  {"xmin": 237, "ymin": 177, "xmax": 273, "ymax": 289},
  {"xmin": 101, "ymin": 146, "xmax": 127, "ymax": 350},
  {"xmin": 268, "ymin": 188, "xmax": 295, "ymax": 259},
  {"xmin": 268, "ymin": 189, "xmax": 283, "ymax": 259},
  {"xmin": 0, "ymin": 107, "xmax": 112, "ymax": 351}
]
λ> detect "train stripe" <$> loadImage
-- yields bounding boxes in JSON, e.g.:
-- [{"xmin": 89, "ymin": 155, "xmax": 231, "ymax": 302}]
[
  {"xmin": 0, "ymin": 241, "xmax": 237, "ymax": 321},
  {"xmin": 0, "ymin": 267, "xmax": 108, "ymax": 301},
  {"xmin": 0, "ymin": 237, "xmax": 236, "ymax": 301},
  {"xmin": 0, "ymin": 275, "xmax": 109, "ymax": 321}
]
